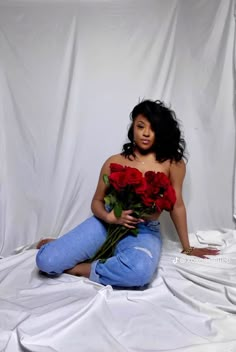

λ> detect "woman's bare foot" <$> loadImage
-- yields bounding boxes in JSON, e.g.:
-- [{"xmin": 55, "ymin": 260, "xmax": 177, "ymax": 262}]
[
  {"xmin": 36, "ymin": 238, "xmax": 55, "ymax": 249},
  {"xmin": 64, "ymin": 263, "xmax": 91, "ymax": 278}
]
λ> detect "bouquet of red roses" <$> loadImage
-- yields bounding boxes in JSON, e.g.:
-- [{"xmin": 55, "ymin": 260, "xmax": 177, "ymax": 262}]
[{"xmin": 89, "ymin": 163, "xmax": 176, "ymax": 262}]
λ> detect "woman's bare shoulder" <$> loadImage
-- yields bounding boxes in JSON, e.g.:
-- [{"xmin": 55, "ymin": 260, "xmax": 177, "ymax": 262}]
[
  {"xmin": 103, "ymin": 153, "xmax": 127, "ymax": 165},
  {"xmin": 169, "ymin": 159, "xmax": 186, "ymax": 182},
  {"xmin": 170, "ymin": 159, "xmax": 186, "ymax": 171}
]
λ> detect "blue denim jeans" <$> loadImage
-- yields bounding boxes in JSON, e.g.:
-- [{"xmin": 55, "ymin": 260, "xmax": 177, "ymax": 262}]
[{"xmin": 36, "ymin": 216, "xmax": 162, "ymax": 288}]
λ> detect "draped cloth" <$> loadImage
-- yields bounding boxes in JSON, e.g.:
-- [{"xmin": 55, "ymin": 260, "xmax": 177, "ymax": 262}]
[{"xmin": 0, "ymin": 1, "xmax": 236, "ymax": 351}]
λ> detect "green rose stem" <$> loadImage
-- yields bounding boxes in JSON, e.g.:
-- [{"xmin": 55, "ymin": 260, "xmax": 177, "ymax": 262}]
[
  {"xmin": 87, "ymin": 209, "xmax": 151, "ymax": 263},
  {"xmin": 88, "ymin": 226, "xmax": 130, "ymax": 262}
]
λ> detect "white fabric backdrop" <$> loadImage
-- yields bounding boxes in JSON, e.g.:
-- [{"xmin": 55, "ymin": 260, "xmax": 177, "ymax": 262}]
[{"xmin": 0, "ymin": 0, "xmax": 235, "ymax": 256}]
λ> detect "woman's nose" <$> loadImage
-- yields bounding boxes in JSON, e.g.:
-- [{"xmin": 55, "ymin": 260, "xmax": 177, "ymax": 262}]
[{"xmin": 143, "ymin": 128, "xmax": 150, "ymax": 136}]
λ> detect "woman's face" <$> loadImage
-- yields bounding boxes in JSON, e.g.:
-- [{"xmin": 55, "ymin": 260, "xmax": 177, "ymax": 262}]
[{"xmin": 133, "ymin": 114, "xmax": 155, "ymax": 151}]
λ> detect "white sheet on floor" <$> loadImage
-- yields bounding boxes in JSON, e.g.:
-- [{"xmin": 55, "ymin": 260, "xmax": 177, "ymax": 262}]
[{"xmin": 1, "ymin": 229, "xmax": 236, "ymax": 352}]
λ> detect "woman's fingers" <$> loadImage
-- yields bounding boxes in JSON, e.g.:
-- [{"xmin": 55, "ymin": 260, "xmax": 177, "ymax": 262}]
[
  {"xmin": 111, "ymin": 209, "xmax": 143, "ymax": 228},
  {"xmin": 202, "ymin": 248, "xmax": 220, "ymax": 254},
  {"xmin": 120, "ymin": 212, "xmax": 140, "ymax": 228},
  {"xmin": 122, "ymin": 220, "xmax": 137, "ymax": 228},
  {"xmin": 190, "ymin": 247, "xmax": 220, "ymax": 258},
  {"xmin": 123, "ymin": 210, "xmax": 142, "ymax": 223}
]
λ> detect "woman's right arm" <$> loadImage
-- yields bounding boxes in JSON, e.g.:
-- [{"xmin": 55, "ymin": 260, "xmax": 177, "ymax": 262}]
[
  {"xmin": 91, "ymin": 158, "xmax": 112, "ymax": 223},
  {"xmin": 91, "ymin": 158, "xmax": 141, "ymax": 228}
]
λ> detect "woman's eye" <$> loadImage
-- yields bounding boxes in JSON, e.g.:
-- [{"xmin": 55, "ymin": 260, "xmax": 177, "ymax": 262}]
[{"xmin": 137, "ymin": 125, "xmax": 144, "ymax": 129}]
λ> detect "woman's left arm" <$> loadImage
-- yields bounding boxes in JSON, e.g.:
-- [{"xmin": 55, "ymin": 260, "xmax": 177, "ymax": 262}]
[{"xmin": 169, "ymin": 160, "xmax": 220, "ymax": 258}]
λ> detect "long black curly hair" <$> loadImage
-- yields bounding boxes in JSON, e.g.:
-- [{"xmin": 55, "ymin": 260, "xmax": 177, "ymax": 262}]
[{"xmin": 121, "ymin": 100, "xmax": 187, "ymax": 162}]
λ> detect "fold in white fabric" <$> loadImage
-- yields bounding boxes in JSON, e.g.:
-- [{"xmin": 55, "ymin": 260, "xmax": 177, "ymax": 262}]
[{"xmin": 0, "ymin": 229, "xmax": 236, "ymax": 352}]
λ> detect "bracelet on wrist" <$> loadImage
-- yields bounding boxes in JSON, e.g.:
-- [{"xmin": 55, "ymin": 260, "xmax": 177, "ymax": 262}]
[{"xmin": 181, "ymin": 246, "xmax": 194, "ymax": 255}]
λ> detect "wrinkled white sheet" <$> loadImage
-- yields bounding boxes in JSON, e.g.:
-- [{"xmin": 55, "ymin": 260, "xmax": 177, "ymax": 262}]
[
  {"xmin": 0, "ymin": 1, "xmax": 235, "ymax": 350},
  {"xmin": 1, "ymin": 230, "xmax": 236, "ymax": 352}
]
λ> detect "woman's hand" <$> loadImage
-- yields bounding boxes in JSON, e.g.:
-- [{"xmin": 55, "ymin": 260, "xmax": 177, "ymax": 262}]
[
  {"xmin": 106, "ymin": 209, "xmax": 144, "ymax": 228},
  {"xmin": 186, "ymin": 247, "xmax": 220, "ymax": 259}
]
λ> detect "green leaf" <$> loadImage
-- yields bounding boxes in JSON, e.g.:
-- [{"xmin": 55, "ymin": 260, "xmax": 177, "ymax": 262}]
[
  {"xmin": 130, "ymin": 228, "xmax": 139, "ymax": 236},
  {"xmin": 114, "ymin": 203, "xmax": 122, "ymax": 218},
  {"xmin": 104, "ymin": 193, "xmax": 117, "ymax": 205},
  {"xmin": 104, "ymin": 195, "xmax": 111, "ymax": 205},
  {"xmin": 132, "ymin": 210, "xmax": 141, "ymax": 218},
  {"xmin": 103, "ymin": 174, "xmax": 109, "ymax": 185},
  {"xmin": 108, "ymin": 194, "xmax": 117, "ymax": 204},
  {"xmin": 131, "ymin": 203, "xmax": 143, "ymax": 209}
]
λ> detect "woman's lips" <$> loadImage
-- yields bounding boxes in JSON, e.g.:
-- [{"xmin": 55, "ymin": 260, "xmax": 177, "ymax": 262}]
[{"xmin": 141, "ymin": 139, "xmax": 150, "ymax": 144}]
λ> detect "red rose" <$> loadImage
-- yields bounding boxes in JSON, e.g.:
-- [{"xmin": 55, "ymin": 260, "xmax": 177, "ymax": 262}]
[
  {"xmin": 110, "ymin": 163, "xmax": 125, "ymax": 173},
  {"xmin": 134, "ymin": 178, "xmax": 147, "ymax": 195},
  {"xmin": 157, "ymin": 172, "xmax": 170, "ymax": 188},
  {"xmin": 145, "ymin": 182, "xmax": 160, "ymax": 197},
  {"xmin": 155, "ymin": 197, "xmax": 165, "ymax": 212},
  {"xmin": 142, "ymin": 193, "xmax": 156, "ymax": 207},
  {"xmin": 124, "ymin": 167, "xmax": 143, "ymax": 186},
  {"xmin": 144, "ymin": 171, "xmax": 170, "ymax": 196},
  {"xmin": 164, "ymin": 186, "xmax": 176, "ymax": 210},
  {"xmin": 155, "ymin": 186, "xmax": 176, "ymax": 211},
  {"xmin": 154, "ymin": 173, "xmax": 170, "ymax": 192},
  {"xmin": 144, "ymin": 171, "xmax": 156, "ymax": 184},
  {"xmin": 109, "ymin": 172, "xmax": 127, "ymax": 191},
  {"xmin": 141, "ymin": 185, "xmax": 157, "ymax": 206}
]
